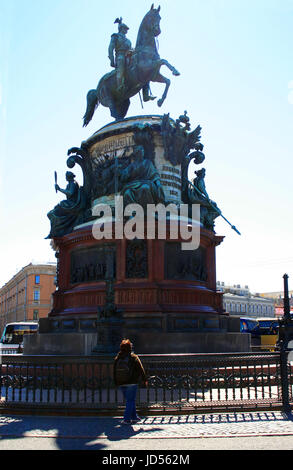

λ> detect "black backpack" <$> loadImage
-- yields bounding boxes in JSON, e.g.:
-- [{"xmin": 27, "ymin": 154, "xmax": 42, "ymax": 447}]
[{"xmin": 115, "ymin": 355, "xmax": 133, "ymax": 384}]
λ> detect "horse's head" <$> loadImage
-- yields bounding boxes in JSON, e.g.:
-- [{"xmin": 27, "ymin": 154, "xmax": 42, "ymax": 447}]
[
  {"xmin": 148, "ymin": 4, "xmax": 161, "ymax": 37},
  {"xmin": 136, "ymin": 4, "xmax": 161, "ymax": 47}
]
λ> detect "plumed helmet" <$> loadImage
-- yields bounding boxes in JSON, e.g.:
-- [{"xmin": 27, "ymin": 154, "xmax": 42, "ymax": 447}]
[{"xmin": 114, "ymin": 17, "xmax": 129, "ymax": 32}]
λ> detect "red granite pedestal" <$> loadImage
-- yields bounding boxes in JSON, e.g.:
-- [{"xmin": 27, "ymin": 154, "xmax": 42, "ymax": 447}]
[
  {"xmin": 22, "ymin": 221, "xmax": 249, "ymax": 355},
  {"xmin": 51, "ymin": 223, "xmax": 222, "ymax": 314}
]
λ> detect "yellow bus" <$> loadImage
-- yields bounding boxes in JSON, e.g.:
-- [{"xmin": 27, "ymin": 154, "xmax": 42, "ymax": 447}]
[
  {"xmin": 256, "ymin": 317, "xmax": 279, "ymax": 351},
  {"xmin": 240, "ymin": 317, "xmax": 279, "ymax": 351}
]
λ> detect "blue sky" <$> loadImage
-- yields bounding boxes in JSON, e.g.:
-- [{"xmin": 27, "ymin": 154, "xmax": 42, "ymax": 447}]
[{"xmin": 0, "ymin": 0, "xmax": 293, "ymax": 293}]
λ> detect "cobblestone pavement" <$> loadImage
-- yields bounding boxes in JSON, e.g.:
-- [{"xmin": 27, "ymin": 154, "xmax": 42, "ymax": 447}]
[{"xmin": 0, "ymin": 411, "xmax": 293, "ymax": 440}]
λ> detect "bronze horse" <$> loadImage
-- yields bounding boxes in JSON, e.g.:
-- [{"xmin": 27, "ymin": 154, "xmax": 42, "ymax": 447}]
[{"xmin": 83, "ymin": 5, "xmax": 180, "ymax": 126}]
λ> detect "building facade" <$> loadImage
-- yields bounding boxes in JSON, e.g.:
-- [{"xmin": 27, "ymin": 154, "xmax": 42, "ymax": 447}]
[
  {"xmin": 217, "ymin": 282, "xmax": 275, "ymax": 318},
  {"xmin": 0, "ymin": 263, "xmax": 57, "ymax": 336},
  {"xmin": 259, "ymin": 290, "xmax": 293, "ymax": 318}
]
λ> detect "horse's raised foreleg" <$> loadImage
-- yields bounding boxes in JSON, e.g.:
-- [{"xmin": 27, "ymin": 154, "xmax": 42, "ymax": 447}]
[
  {"xmin": 159, "ymin": 59, "xmax": 180, "ymax": 77},
  {"xmin": 152, "ymin": 73, "xmax": 171, "ymax": 107},
  {"xmin": 149, "ymin": 59, "xmax": 180, "ymax": 107}
]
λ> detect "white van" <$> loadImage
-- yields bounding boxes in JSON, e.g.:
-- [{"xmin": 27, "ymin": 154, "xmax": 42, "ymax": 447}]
[{"xmin": 0, "ymin": 322, "xmax": 38, "ymax": 353}]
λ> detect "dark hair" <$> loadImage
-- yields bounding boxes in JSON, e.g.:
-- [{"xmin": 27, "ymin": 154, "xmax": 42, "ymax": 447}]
[{"xmin": 119, "ymin": 339, "xmax": 132, "ymax": 354}]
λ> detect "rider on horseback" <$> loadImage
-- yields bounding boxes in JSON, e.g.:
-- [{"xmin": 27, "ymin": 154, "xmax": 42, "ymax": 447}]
[
  {"xmin": 108, "ymin": 18, "xmax": 155, "ymax": 101},
  {"xmin": 108, "ymin": 18, "xmax": 132, "ymax": 94},
  {"xmin": 83, "ymin": 6, "xmax": 179, "ymax": 125}
]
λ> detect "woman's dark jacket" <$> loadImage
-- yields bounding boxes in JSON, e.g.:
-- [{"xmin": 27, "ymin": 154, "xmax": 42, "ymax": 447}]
[{"xmin": 113, "ymin": 352, "xmax": 147, "ymax": 386}]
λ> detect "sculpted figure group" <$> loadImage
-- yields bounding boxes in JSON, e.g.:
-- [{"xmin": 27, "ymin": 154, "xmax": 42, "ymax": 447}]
[
  {"xmin": 46, "ymin": 6, "xmax": 239, "ymax": 239},
  {"xmin": 47, "ymin": 144, "xmax": 166, "ymax": 238}
]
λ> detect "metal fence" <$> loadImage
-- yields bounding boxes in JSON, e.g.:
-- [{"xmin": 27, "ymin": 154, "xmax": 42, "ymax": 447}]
[{"xmin": 0, "ymin": 351, "xmax": 291, "ymax": 414}]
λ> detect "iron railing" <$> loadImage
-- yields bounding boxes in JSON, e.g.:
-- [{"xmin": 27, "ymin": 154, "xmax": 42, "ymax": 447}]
[{"xmin": 0, "ymin": 351, "xmax": 291, "ymax": 413}]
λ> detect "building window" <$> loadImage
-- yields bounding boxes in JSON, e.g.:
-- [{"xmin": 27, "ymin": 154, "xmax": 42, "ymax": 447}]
[
  {"xmin": 33, "ymin": 310, "xmax": 39, "ymax": 320},
  {"xmin": 35, "ymin": 275, "xmax": 40, "ymax": 284},
  {"xmin": 33, "ymin": 289, "xmax": 40, "ymax": 303}
]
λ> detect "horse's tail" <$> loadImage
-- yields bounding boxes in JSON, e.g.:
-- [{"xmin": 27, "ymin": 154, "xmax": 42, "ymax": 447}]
[{"xmin": 83, "ymin": 89, "xmax": 99, "ymax": 127}]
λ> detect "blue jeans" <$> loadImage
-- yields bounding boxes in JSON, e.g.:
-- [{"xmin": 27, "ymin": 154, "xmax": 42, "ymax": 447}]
[{"xmin": 120, "ymin": 384, "xmax": 139, "ymax": 421}]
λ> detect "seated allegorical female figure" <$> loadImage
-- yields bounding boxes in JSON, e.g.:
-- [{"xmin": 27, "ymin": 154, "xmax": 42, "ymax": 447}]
[
  {"xmin": 46, "ymin": 171, "xmax": 87, "ymax": 238},
  {"xmin": 120, "ymin": 145, "xmax": 165, "ymax": 209}
]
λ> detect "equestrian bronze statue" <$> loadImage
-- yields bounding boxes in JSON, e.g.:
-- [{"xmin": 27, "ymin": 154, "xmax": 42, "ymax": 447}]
[{"xmin": 83, "ymin": 4, "xmax": 180, "ymax": 125}]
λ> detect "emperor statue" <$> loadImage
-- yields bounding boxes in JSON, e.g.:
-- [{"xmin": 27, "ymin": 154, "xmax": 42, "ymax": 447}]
[
  {"xmin": 108, "ymin": 18, "xmax": 155, "ymax": 102},
  {"xmin": 108, "ymin": 18, "xmax": 133, "ymax": 94},
  {"xmin": 83, "ymin": 5, "xmax": 180, "ymax": 125}
]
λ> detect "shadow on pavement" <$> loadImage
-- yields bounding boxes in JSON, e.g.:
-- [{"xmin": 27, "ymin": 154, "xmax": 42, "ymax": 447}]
[
  {"xmin": 0, "ymin": 415, "xmax": 164, "ymax": 450},
  {"xmin": 0, "ymin": 411, "xmax": 290, "ymax": 450}
]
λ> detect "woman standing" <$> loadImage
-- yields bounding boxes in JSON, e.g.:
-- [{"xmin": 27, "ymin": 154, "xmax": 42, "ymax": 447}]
[{"xmin": 114, "ymin": 339, "xmax": 147, "ymax": 424}]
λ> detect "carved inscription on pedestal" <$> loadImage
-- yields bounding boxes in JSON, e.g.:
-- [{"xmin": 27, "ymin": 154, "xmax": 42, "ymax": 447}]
[
  {"xmin": 90, "ymin": 133, "xmax": 134, "ymax": 169},
  {"xmin": 159, "ymin": 165, "xmax": 181, "ymax": 200}
]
